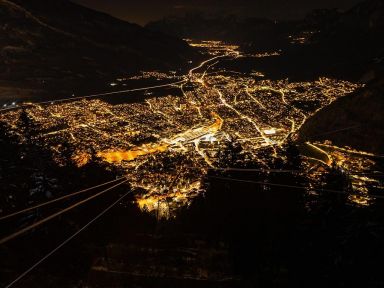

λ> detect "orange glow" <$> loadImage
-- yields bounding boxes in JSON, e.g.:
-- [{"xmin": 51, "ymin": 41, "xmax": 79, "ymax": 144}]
[
  {"xmin": 98, "ymin": 144, "xmax": 169, "ymax": 163},
  {"xmin": 209, "ymin": 112, "xmax": 223, "ymax": 132},
  {"xmin": 72, "ymin": 152, "xmax": 91, "ymax": 167}
]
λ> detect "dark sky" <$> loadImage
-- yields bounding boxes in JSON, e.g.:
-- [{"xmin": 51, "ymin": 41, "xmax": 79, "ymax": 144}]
[{"xmin": 72, "ymin": 0, "xmax": 362, "ymax": 26}]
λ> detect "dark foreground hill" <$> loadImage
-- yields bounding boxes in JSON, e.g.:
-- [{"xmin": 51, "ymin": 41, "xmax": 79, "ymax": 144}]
[{"xmin": 0, "ymin": 0, "xmax": 196, "ymax": 101}]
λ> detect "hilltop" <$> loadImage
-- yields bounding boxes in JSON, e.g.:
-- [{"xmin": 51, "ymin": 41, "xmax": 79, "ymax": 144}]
[{"xmin": 0, "ymin": 0, "xmax": 196, "ymax": 102}]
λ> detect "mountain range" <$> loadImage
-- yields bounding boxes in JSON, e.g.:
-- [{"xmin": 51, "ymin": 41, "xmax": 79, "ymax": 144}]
[
  {"xmin": 298, "ymin": 0, "xmax": 384, "ymax": 154},
  {"xmin": 148, "ymin": 0, "xmax": 384, "ymax": 153},
  {"xmin": 0, "ymin": 0, "xmax": 196, "ymax": 102},
  {"xmin": 148, "ymin": 0, "xmax": 384, "ymax": 81}
]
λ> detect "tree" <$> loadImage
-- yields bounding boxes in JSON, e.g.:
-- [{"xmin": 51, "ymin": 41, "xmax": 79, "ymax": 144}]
[
  {"xmin": 17, "ymin": 108, "xmax": 36, "ymax": 144},
  {"xmin": 216, "ymin": 138, "xmax": 243, "ymax": 168},
  {"xmin": 285, "ymin": 137, "xmax": 302, "ymax": 170},
  {"xmin": 60, "ymin": 141, "xmax": 76, "ymax": 167}
]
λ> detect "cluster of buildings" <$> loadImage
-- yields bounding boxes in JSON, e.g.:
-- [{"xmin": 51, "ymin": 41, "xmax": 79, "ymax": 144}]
[{"xmin": 0, "ymin": 40, "xmax": 363, "ymax": 215}]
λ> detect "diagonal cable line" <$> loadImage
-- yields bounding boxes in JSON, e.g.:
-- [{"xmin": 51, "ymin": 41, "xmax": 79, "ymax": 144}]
[
  {"xmin": 0, "ymin": 80, "xmax": 187, "ymax": 113},
  {"xmin": 306, "ymin": 125, "xmax": 362, "ymax": 138},
  {"xmin": 208, "ymin": 175, "xmax": 384, "ymax": 199},
  {"xmin": 3, "ymin": 189, "xmax": 132, "ymax": 288},
  {"xmin": 208, "ymin": 167, "xmax": 300, "ymax": 173},
  {"xmin": 0, "ymin": 179, "xmax": 128, "ymax": 245},
  {"xmin": 0, "ymin": 177, "xmax": 127, "ymax": 221}
]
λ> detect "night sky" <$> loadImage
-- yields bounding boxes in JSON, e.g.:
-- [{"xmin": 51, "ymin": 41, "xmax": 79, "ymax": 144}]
[{"xmin": 72, "ymin": 0, "xmax": 362, "ymax": 26}]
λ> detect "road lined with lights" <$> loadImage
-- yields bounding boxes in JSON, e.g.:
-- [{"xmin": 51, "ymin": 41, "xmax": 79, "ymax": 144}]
[{"xmin": 1, "ymin": 40, "xmax": 374, "ymax": 214}]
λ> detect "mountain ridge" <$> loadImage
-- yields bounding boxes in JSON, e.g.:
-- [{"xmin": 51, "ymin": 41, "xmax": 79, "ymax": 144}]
[{"xmin": 0, "ymin": 0, "xmax": 196, "ymax": 102}]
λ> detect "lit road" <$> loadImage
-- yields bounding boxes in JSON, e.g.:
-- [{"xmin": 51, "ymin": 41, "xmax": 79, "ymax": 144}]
[{"xmin": 0, "ymin": 40, "xmax": 366, "ymax": 213}]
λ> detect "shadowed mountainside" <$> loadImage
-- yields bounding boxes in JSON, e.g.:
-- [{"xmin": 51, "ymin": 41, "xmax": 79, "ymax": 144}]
[
  {"xmin": 147, "ymin": 0, "xmax": 384, "ymax": 81},
  {"xmin": 298, "ymin": 0, "xmax": 384, "ymax": 154},
  {"xmin": 0, "ymin": 0, "xmax": 196, "ymax": 101},
  {"xmin": 299, "ymin": 75, "xmax": 384, "ymax": 154},
  {"xmin": 148, "ymin": 0, "xmax": 384, "ymax": 153}
]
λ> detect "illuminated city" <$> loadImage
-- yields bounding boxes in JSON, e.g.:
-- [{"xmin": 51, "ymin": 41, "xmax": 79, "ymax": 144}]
[
  {"xmin": 0, "ymin": 40, "xmax": 371, "ymax": 216},
  {"xmin": 1, "ymin": 1, "xmax": 383, "ymax": 287}
]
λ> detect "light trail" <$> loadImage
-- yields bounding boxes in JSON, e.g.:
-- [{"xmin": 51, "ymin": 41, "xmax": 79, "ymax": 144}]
[
  {"xmin": 188, "ymin": 55, "xmax": 226, "ymax": 78},
  {"xmin": 193, "ymin": 139, "xmax": 215, "ymax": 167},
  {"xmin": 303, "ymin": 142, "xmax": 332, "ymax": 166},
  {"xmin": 245, "ymin": 84, "xmax": 266, "ymax": 109},
  {"xmin": 0, "ymin": 39, "xmax": 367, "ymax": 213},
  {"xmin": 215, "ymin": 87, "xmax": 272, "ymax": 146}
]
